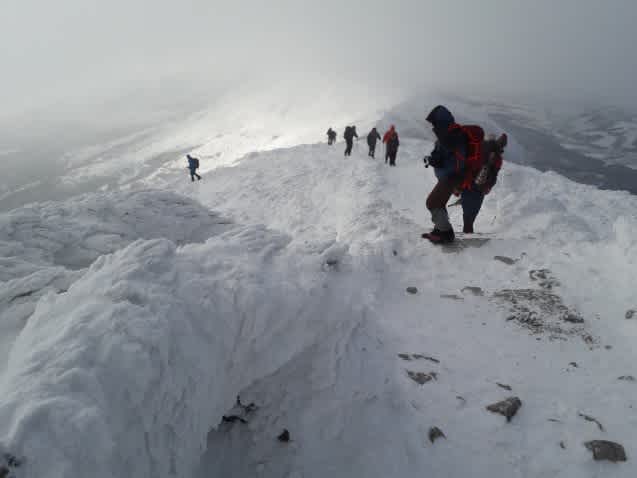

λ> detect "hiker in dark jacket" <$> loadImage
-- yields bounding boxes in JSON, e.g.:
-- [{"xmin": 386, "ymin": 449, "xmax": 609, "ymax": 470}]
[
  {"xmin": 187, "ymin": 154, "xmax": 202, "ymax": 182},
  {"xmin": 383, "ymin": 125, "xmax": 400, "ymax": 166},
  {"xmin": 366, "ymin": 127, "xmax": 381, "ymax": 158},
  {"xmin": 421, "ymin": 105, "xmax": 467, "ymax": 243},
  {"xmin": 343, "ymin": 125, "xmax": 358, "ymax": 156},
  {"xmin": 327, "ymin": 128, "xmax": 337, "ymax": 145}
]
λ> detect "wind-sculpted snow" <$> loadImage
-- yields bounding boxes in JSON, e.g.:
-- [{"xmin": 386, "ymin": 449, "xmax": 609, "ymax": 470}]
[
  {"xmin": 0, "ymin": 189, "xmax": 230, "ymax": 273},
  {"xmin": 0, "ymin": 190, "xmax": 232, "ymax": 373},
  {"xmin": 0, "ymin": 228, "xmax": 369, "ymax": 478}
]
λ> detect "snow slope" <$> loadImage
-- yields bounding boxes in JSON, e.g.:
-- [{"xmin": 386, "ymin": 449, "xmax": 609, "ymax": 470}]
[{"xmin": 1, "ymin": 99, "xmax": 637, "ymax": 478}]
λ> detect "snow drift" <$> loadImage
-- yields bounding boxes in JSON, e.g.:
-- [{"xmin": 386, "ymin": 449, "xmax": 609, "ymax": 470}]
[{"xmin": 0, "ymin": 221, "xmax": 370, "ymax": 477}]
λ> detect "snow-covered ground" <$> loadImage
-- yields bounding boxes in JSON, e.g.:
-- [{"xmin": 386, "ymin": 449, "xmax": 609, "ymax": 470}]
[{"xmin": 1, "ymin": 97, "xmax": 636, "ymax": 478}]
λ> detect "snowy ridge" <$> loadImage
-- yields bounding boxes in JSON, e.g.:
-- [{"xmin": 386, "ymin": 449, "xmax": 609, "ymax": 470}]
[{"xmin": 1, "ymin": 97, "xmax": 637, "ymax": 477}]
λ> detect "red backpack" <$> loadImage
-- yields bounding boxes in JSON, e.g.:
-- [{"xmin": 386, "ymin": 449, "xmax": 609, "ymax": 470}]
[{"xmin": 447, "ymin": 124, "xmax": 485, "ymax": 190}]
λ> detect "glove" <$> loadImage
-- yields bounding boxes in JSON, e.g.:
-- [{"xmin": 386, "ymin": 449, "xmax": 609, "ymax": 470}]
[{"xmin": 427, "ymin": 149, "xmax": 445, "ymax": 168}]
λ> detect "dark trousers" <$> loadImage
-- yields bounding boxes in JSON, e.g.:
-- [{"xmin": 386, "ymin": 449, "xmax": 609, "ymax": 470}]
[
  {"xmin": 386, "ymin": 149, "xmax": 397, "ymax": 165},
  {"xmin": 189, "ymin": 168, "xmax": 201, "ymax": 181},
  {"xmin": 368, "ymin": 143, "xmax": 376, "ymax": 157},
  {"xmin": 460, "ymin": 188, "xmax": 485, "ymax": 232},
  {"xmin": 344, "ymin": 140, "xmax": 353, "ymax": 156},
  {"xmin": 328, "ymin": 137, "xmax": 335, "ymax": 145}
]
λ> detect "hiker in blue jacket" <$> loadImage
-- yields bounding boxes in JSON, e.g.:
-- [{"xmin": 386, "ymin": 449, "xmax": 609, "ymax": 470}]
[{"xmin": 187, "ymin": 154, "xmax": 202, "ymax": 182}]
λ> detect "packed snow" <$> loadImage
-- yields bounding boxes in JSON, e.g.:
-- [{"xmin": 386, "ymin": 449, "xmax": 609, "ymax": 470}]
[{"xmin": 1, "ymin": 96, "xmax": 636, "ymax": 478}]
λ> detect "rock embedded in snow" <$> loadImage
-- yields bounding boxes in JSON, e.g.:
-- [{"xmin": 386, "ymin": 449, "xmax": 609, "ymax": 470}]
[
  {"xmin": 461, "ymin": 286, "xmax": 484, "ymax": 296},
  {"xmin": 584, "ymin": 440, "xmax": 627, "ymax": 462},
  {"xmin": 494, "ymin": 255, "xmax": 516, "ymax": 265},
  {"xmin": 407, "ymin": 371, "xmax": 437, "ymax": 385},
  {"xmin": 618, "ymin": 375, "xmax": 636, "ymax": 382},
  {"xmin": 626, "ymin": 309, "xmax": 636, "ymax": 319},
  {"xmin": 413, "ymin": 354, "xmax": 440, "ymax": 364},
  {"xmin": 529, "ymin": 269, "xmax": 560, "ymax": 290},
  {"xmin": 428, "ymin": 427, "xmax": 446, "ymax": 444},
  {"xmin": 496, "ymin": 382, "xmax": 513, "ymax": 391},
  {"xmin": 564, "ymin": 313, "xmax": 584, "ymax": 324},
  {"xmin": 278, "ymin": 429, "xmax": 291, "ymax": 443},
  {"xmin": 406, "ymin": 286, "xmax": 418, "ymax": 295},
  {"xmin": 578, "ymin": 412, "xmax": 605, "ymax": 431},
  {"xmin": 486, "ymin": 397, "xmax": 522, "ymax": 422}
]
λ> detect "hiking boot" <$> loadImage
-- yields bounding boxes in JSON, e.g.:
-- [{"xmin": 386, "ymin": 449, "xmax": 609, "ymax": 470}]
[{"xmin": 422, "ymin": 228, "xmax": 455, "ymax": 244}]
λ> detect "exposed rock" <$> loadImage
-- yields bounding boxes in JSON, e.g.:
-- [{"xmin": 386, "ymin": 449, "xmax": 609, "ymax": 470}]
[
  {"xmin": 578, "ymin": 412, "xmax": 604, "ymax": 431},
  {"xmin": 278, "ymin": 429, "xmax": 291, "ymax": 442},
  {"xmin": 569, "ymin": 362, "xmax": 578, "ymax": 368},
  {"xmin": 618, "ymin": 375, "xmax": 636, "ymax": 382},
  {"xmin": 564, "ymin": 313, "xmax": 584, "ymax": 324},
  {"xmin": 407, "ymin": 371, "xmax": 437, "ymax": 385},
  {"xmin": 548, "ymin": 418, "xmax": 562, "ymax": 423},
  {"xmin": 411, "ymin": 354, "xmax": 440, "ymax": 364},
  {"xmin": 221, "ymin": 396, "xmax": 258, "ymax": 426},
  {"xmin": 626, "ymin": 309, "xmax": 635, "ymax": 319},
  {"xmin": 406, "ymin": 286, "xmax": 418, "ymax": 295},
  {"xmin": 237, "ymin": 395, "xmax": 258, "ymax": 413},
  {"xmin": 398, "ymin": 353, "xmax": 412, "ymax": 361},
  {"xmin": 493, "ymin": 288, "xmax": 588, "ymax": 341},
  {"xmin": 0, "ymin": 453, "xmax": 22, "ymax": 478},
  {"xmin": 496, "ymin": 382, "xmax": 512, "ymax": 391},
  {"xmin": 486, "ymin": 397, "xmax": 522, "ymax": 422},
  {"xmin": 325, "ymin": 258, "xmax": 339, "ymax": 267},
  {"xmin": 494, "ymin": 255, "xmax": 516, "ymax": 265},
  {"xmin": 584, "ymin": 440, "xmax": 627, "ymax": 462},
  {"xmin": 222, "ymin": 415, "xmax": 248, "ymax": 424},
  {"xmin": 560, "ymin": 441, "xmax": 567, "ymax": 449},
  {"xmin": 428, "ymin": 427, "xmax": 446, "ymax": 444},
  {"xmin": 529, "ymin": 269, "xmax": 560, "ymax": 289},
  {"xmin": 462, "ymin": 286, "xmax": 484, "ymax": 296}
]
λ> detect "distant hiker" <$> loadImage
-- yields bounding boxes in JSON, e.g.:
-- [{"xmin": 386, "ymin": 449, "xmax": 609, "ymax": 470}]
[
  {"xmin": 327, "ymin": 128, "xmax": 337, "ymax": 145},
  {"xmin": 343, "ymin": 125, "xmax": 358, "ymax": 156},
  {"xmin": 366, "ymin": 127, "xmax": 381, "ymax": 158},
  {"xmin": 383, "ymin": 125, "xmax": 400, "ymax": 166},
  {"xmin": 187, "ymin": 154, "xmax": 201, "ymax": 182},
  {"xmin": 421, "ymin": 105, "xmax": 506, "ymax": 243},
  {"xmin": 459, "ymin": 134, "xmax": 506, "ymax": 233}
]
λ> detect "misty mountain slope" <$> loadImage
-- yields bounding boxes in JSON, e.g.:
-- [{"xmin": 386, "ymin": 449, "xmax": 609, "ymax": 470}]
[
  {"xmin": 1, "ymin": 104, "xmax": 636, "ymax": 478},
  {"xmin": 0, "ymin": 83, "xmax": 397, "ymax": 213}
]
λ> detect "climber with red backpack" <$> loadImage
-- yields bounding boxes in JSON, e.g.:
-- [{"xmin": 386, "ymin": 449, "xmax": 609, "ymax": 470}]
[{"xmin": 422, "ymin": 105, "xmax": 505, "ymax": 244}]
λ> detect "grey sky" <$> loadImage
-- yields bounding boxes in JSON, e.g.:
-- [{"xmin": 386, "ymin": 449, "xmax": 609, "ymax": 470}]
[{"xmin": 1, "ymin": 0, "xmax": 636, "ymax": 125}]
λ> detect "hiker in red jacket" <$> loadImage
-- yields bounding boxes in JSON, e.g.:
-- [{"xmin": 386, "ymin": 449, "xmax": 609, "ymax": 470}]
[{"xmin": 383, "ymin": 125, "xmax": 400, "ymax": 166}]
